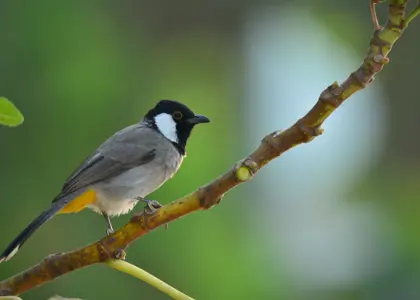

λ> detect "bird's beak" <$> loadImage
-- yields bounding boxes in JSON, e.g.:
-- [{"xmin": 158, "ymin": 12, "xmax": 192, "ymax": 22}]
[{"xmin": 186, "ymin": 114, "xmax": 210, "ymax": 125}]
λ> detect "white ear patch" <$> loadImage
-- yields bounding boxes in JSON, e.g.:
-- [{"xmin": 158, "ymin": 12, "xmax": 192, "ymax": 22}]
[{"xmin": 154, "ymin": 113, "xmax": 178, "ymax": 143}]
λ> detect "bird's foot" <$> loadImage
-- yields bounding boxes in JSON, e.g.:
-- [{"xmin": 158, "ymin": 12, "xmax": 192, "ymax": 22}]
[
  {"xmin": 114, "ymin": 249, "xmax": 126, "ymax": 260},
  {"xmin": 103, "ymin": 212, "xmax": 115, "ymax": 236},
  {"xmin": 106, "ymin": 227, "xmax": 114, "ymax": 236},
  {"xmin": 134, "ymin": 197, "xmax": 168, "ymax": 229},
  {"xmin": 146, "ymin": 200, "xmax": 164, "ymax": 214},
  {"xmin": 135, "ymin": 197, "xmax": 163, "ymax": 214}
]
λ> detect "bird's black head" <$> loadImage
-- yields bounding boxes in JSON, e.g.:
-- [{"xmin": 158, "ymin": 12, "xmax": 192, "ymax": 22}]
[{"xmin": 144, "ymin": 100, "xmax": 210, "ymax": 155}]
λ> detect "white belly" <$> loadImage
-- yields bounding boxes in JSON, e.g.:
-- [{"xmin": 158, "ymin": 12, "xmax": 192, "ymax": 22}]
[{"xmin": 88, "ymin": 196, "xmax": 138, "ymax": 216}]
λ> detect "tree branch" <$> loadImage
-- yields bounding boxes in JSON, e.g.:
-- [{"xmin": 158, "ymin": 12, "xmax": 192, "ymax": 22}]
[{"xmin": 0, "ymin": 0, "xmax": 418, "ymax": 298}]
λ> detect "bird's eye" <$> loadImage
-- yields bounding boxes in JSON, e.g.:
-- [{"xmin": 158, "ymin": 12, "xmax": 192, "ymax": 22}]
[{"xmin": 172, "ymin": 111, "xmax": 183, "ymax": 120}]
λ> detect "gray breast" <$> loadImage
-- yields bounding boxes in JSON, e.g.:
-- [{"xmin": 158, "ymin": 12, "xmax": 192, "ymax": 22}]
[{"xmin": 94, "ymin": 138, "xmax": 183, "ymax": 200}]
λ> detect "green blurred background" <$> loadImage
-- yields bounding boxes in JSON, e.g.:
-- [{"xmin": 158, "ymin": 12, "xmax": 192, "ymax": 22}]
[{"xmin": 1, "ymin": 1, "xmax": 420, "ymax": 299}]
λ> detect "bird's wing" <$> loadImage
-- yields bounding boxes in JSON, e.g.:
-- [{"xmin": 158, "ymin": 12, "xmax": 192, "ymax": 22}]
[{"xmin": 53, "ymin": 124, "xmax": 159, "ymax": 201}]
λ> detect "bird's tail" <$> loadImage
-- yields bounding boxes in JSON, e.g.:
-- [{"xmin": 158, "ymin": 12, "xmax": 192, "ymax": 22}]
[{"xmin": 0, "ymin": 192, "xmax": 78, "ymax": 263}]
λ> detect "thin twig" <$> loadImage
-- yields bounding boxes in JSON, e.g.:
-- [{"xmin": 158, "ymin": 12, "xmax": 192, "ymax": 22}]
[
  {"xmin": 405, "ymin": 2, "xmax": 420, "ymax": 27},
  {"xmin": 107, "ymin": 260, "xmax": 194, "ymax": 300}
]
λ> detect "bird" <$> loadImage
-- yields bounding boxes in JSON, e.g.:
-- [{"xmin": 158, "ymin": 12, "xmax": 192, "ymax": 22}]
[{"xmin": 0, "ymin": 100, "xmax": 210, "ymax": 263}]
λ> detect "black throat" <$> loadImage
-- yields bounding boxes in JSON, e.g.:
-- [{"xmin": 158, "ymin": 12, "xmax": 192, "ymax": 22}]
[
  {"xmin": 144, "ymin": 119, "xmax": 192, "ymax": 156},
  {"xmin": 173, "ymin": 123, "xmax": 194, "ymax": 156}
]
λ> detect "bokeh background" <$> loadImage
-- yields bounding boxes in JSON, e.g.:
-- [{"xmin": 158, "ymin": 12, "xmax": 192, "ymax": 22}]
[{"xmin": 1, "ymin": 1, "xmax": 420, "ymax": 299}]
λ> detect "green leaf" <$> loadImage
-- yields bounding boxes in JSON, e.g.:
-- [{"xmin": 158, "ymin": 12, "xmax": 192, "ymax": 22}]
[{"xmin": 0, "ymin": 97, "xmax": 24, "ymax": 127}]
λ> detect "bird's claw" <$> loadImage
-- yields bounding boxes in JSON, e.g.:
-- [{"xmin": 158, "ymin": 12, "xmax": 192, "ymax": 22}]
[
  {"xmin": 144, "ymin": 199, "xmax": 163, "ymax": 214},
  {"xmin": 114, "ymin": 249, "xmax": 126, "ymax": 260},
  {"xmin": 134, "ymin": 197, "xmax": 163, "ymax": 214},
  {"xmin": 135, "ymin": 197, "xmax": 168, "ymax": 229},
  {"xmin": 106, "ymin": 227, "xmax": 114, "ymax": 236},
  {"xmin": 146, "ymin": 200, "xmax": 169, "ymax": 229}
]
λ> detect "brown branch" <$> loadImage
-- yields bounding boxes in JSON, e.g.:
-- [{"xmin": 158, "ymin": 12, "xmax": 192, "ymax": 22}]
[{"xmin": 0, "ymin": 0, "xmax": 417, "ymax": 296}]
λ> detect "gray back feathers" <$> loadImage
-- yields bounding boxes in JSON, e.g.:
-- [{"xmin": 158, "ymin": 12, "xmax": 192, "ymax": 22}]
[{"xmin": 54, "ymin": 124, "xmax": 174, "ymax": 201}]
